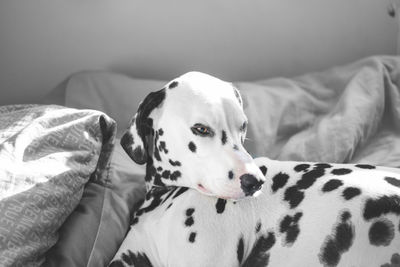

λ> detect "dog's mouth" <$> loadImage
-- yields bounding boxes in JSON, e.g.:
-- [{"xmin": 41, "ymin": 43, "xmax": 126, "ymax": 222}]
[
  {"xmin": 197, "ymin": 183, "xmax": 247, "ymax": 200},
  {"xmin": 197, "ymin": 183, "xmax": 212, "ymax": 194}
]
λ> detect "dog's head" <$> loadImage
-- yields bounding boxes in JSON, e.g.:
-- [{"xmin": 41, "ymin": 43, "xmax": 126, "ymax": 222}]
[{"xmin": 121, "ymin": 72, "xmax": 265, "ymax": 200}]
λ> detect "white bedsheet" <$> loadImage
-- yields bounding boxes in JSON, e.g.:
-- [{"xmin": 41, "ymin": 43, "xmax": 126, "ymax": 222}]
[{"xmin": 239, "ymin": 56, "xmax": 400, "ymax": 167}]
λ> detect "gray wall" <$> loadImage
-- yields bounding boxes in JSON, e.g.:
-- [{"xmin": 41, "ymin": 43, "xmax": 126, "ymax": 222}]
[{"xmin": 0, "ymin": 0, "xmax": 398, "ymax": 105}]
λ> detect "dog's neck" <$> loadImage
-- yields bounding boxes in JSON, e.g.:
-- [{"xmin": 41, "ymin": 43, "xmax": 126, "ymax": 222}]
[{"xmin": 144, "ymin": 157, "xmax": 167, "ymax": 191}]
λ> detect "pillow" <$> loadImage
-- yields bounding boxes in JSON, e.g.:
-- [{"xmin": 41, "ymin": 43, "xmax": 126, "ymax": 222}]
[
  {"xmin": 42, "ymin": 72, "xmax": 150, "ymax": 266},
  {"xmin": 0, "ymin": 104, "xmax": 116, "ymax": 267},
  {"xmin": 44, "ymin": 139, "xmax": 146, "ymax": 267},
  {"xmin": 63, "ymin": 71, "xmax": 166, "ymax": 138}
]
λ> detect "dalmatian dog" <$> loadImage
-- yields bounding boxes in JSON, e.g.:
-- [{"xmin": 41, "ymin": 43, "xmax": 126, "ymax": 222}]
[{"xmin": 110, "ymin": 72, "xmax": 400, "ymax": 267}]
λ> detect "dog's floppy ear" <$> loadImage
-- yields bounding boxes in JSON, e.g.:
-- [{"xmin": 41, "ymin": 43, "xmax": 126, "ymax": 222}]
[{"xmin": 121, "ymin": 88, "xmax": 166, "ymax": 164}]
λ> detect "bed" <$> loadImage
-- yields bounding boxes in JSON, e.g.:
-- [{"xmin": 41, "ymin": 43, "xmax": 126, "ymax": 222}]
[{"xmin": 1, "ymin": 55, "xmax": 400, "ymax": 266}]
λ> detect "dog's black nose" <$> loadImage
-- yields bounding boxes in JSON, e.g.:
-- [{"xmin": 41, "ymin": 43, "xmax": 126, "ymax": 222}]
[{"xmin": 240, "ymin": 174, "xmax": 264, "ymax": 196}]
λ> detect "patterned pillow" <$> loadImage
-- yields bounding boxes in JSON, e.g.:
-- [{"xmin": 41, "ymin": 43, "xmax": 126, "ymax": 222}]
[{"xmin": 0, "ymin": 105, "xmax": 116, "ymax": 267}]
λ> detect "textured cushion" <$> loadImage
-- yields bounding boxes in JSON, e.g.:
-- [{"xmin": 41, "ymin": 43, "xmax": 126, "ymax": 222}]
[
  {"xmin": 44, "ymin": 140, "xmax": 146, "ymax": 267},
  {"xmin": 0, "ymin": 105, "xmax": 116, "ymax": 267},
  {"xmin": 42, "ymin": 72, "xmax": 150, "ymax": 266}
]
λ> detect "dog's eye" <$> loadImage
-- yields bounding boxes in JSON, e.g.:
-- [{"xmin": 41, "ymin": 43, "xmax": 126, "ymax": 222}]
[{"xmin": 191, "ymin": 124, "xmax": 214, "ymax": 137}]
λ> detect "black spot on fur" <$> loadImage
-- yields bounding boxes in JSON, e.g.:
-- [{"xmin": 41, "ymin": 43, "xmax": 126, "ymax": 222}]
[
  {"xmin": 121, "ymin": 251, "xmax": 134, "ymax": 265},
  {"xmin": 161, "ymin": 187, "xmax": 177, "ymax": 204},
  {"xmin": 120, "ymin": 250, "xmax": 153, "ymax": 267},
  {"xmin": 385, "ymin": 177, "xmax": 400, "ymax": 188},
  {"xmin": 322, "ymin": 179, "xmax": 343, "ymax": 192},
  {"xmin": 355, "ymin": 164, "xmax": 375, "ymax": 169},
  {"xmin": 120, "ymin": 132, "xmax": 133, "ymax": 149},
  {"xmin": 170, "ymin": 171, "xmax": 181, "ymax": 180},
  {"xmin": 135, "ymin": 187, "xmax": 169, "ymax": 220},
  {"xmin": 154, "ymin": 146, "xmax": 161, "ymax": 161},
  {"xmin": 186, "ymin": 208, "xmax": 195, "ymax": 216},
  {"xmin": 228, "ymin": 170, "xmax": 234, "ymax": 179},
  {"xmin": 158, "ymin": 128, "xmax": 164, "ymax": 136},
  {"xmin": 242, "ymin": 232, "xmax": 276, "ymax": 267},
  {"xmin": 369, "ymin": 219, "xmax": 395, "ymax": 247},
  {"xmin": 168, "ymin": 159, "xmax": 181, "ymax": 166},
  {"xmin": 259, "ymin": 165, "xmax": 267, "ymax": 176},
  {"xmin": 297, "ymin": 168, "xmax": 325, "ymax": 190},
  {"xmin": 255, "ymin": 221, "xmax": 262, "ymax": 233},
  {"xmin": 159, "ymin": 141, "xmax": 168, "ymax": 153},
  {"xmin": 271, "ymin": 172, "xmax": 289, "ymax": 192},
  {"xmin": 363, "ymin": 195, "xmax": 400, "ymax": 220},
  {"xmin": 315, "ymin": 163, "xmax": 332, "ymax": 169},
  {"xmin": 331, "ymin": 168, "xmax": 352, "ymax": 175},
  {"xmin": 216, "ymin": 198, "xmax": 227, "ymax": 214},
  {"xmin": 188, "ymin": 141, "xmax": 196, "ymax": 152},
  {"xmin": 156, "ymin": 166, "xmax": 163, "ymax": 171},
  {"xmin": 172, "ymin": 187, "xmax": 189, "ymax": 199},
  {"xmin": 319, "ymin": 211, "xmax": 354, "ymax": 267},
  {"xmin": 341, "ymin": 211, "xmax": 351, "ymax": 221},
  {"xmin": 381, "ymin": 253, "xmax": 400, "ymax": 267},
  {"xmin": 144, "ymin": 165, "xmax": 155, "ymax": 182},
  {"xmin": 169, "ymin": 81, "xmax": 179, "ymax": 89},
  {"xmin": 185, "ymin": 216, "xmax": 194, "ymax": 227},
  {"xmin": 279, "ymin": 212, "xmax": 303, "ymax": 246},
  {"xmin": 237, "ymin": 236, "xmax": 244, "ymax": 264},
  {"xmin": 284, "ymin": 186, "xmax": 305, "ymax": 209},
  {"xmin": 233, "ymin": 144, "xmax": 239, "ymax": 150},
  {"xmin": 132, "ymin": 146, "xmax": 147, "ymax": 164},
  {"xmin": 188, "ymin": 232, "xmax": 196, "ymax": 243},
  {"xmin": 161, "ymin": 170, "xmax": 170, "ymax": 178},
  {"xmin": 294, "ymin": 164, "xmax": 310, "ymax": 172},
  {"xmin": 221, "ymin": 130, "xmax": 227, "ymax": 145},
  {"xmin": 153, "ymin": 173, "xmax": 164, "ymax": 186},
  {"xmin": 145, "ymin": 192, "xmax": 152, "ymax": 201},
  {"xmin": 342, "ymin": 187, "xmax": 361, "ymax": 200},
  {"xmin": 146, "ymin": 160, "xmax": 166, "ymax": 186},
  {"xmin": 131, "ymin": 217, "xmax": 139, "ymax": 226},
  {"xmin": 109, "ymin": 260, "xmax": 124, "ymax": 267}
]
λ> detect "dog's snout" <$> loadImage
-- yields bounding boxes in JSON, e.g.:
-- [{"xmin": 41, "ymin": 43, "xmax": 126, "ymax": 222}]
[{"xmin": 240, "ymin": 174, "xmax": 264, "ymax": 196}]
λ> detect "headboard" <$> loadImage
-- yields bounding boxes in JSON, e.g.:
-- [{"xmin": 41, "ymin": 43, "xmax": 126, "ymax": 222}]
[{"xmin": 0, "ymin": 0, "xmax": 398, "ymax": 105}]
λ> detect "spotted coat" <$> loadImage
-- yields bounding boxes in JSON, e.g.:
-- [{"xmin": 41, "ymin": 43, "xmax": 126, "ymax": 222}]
[{"xmin": 110, "ymin": 159, "xmax": 400, "ymax": 267}]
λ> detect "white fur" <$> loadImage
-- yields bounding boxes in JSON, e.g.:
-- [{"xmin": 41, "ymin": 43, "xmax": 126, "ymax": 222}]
[{"xmin": 112, "ymin": 158, "xmax": 400, "ymax": 267}]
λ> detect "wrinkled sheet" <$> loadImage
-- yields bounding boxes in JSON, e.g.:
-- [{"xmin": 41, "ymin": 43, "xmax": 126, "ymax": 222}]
[{"xmin": 239, "ymin": 56, "xmax": 400, "ymax": 167}]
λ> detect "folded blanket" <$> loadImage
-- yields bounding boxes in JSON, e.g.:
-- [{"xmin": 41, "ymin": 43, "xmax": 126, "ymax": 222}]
[
  {"xmin": 239, "ymin": 56, "xmax": 400, "ymax": 167},
  {"xmin": 0, "ymin": 105, "xmax": 116, "ymax": 267}
]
